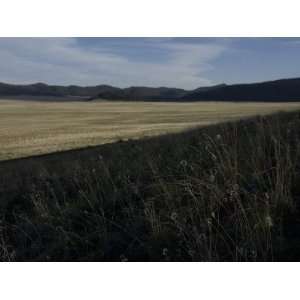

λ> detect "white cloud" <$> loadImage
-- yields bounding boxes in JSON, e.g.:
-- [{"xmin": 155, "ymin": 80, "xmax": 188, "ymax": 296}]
[{"xmin": 0, "ymin": 38, "xmax": 229, "ymax": 89}]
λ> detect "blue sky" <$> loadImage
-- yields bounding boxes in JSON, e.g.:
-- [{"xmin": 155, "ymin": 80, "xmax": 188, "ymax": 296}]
[{"xmin": 0, "ymin": 37, "xmax": 300, "ymax": 89}]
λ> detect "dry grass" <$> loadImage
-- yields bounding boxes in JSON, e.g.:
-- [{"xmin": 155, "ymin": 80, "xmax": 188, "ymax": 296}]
[
  {"xmin": 1, "ymin": 110, "xmax": 300, "ymax": 261},
  {"xmin": 1, "ymin": 99, "xmax": 300, "ymax": 160}
]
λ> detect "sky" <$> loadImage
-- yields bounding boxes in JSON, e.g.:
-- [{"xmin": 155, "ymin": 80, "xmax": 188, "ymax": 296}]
[{"xmin": 1, "ymin": 37, "xmax": 300, "ymax": 90}]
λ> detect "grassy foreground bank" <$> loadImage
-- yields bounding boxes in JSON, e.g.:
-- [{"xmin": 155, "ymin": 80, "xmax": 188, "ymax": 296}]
[{"xmin": 1, "ymin": 111, "xmax": 300, "ymax": 261}]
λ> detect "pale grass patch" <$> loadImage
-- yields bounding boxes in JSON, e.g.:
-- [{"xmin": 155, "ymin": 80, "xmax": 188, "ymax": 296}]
[{"xmin": 1, "ymin": 99, "xmax": 300, "ymax": 160}]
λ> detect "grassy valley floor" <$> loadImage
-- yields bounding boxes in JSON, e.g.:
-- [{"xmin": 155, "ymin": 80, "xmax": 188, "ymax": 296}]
[{"xmin": 1, "ymin": 99, "xmax": 300, "ymax": 160}]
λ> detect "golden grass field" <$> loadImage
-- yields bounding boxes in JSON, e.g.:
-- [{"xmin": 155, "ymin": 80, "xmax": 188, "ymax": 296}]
[{"xmin": 1, "ymin": 99, "xmax": 300, "ymax": 161}]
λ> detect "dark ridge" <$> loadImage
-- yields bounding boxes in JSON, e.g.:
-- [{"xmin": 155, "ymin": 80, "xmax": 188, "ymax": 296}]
[
  {"xmin": 1, "ymin": 77, "xmax": 300, "ymax": 101},
  {"xmin": 95, "ymin": 86, "xmax": 187, "ymax": 101},
  {"xmin": 0, "ymin": 82, "xmax": 119, "ymax": 100},
  {"xmin": 182, "ymin": 78, "xmax": 300, "ymax": 101}
]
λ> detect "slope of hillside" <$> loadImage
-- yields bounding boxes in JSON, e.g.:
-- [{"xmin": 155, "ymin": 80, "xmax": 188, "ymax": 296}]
[
  {"xmin": 0, "ymin": 82, "xmax": 119, "ymax": 100},
  {"xmin": 0, "ymin": 82, "xmax": 187, "ymax": 100},
  {"xmin": 1, "ymin": 77, "xmax": 300, "ymax": 101},
  {"xmin": 183, "ymin": 78, "xmax": 300, "ymax": 101},
  {"xmin": 1, "ymin": 110, "xmax": 300, "ymax": 261},
  {"xmin": 96, "ymin": 86, "xmax": 187, "ymax": 101}
]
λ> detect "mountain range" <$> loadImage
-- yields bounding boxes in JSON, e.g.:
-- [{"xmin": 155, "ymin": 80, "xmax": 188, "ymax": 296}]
[{"xmin": 1, "ymin": 77, "xmax": 300, "ymax": 101}]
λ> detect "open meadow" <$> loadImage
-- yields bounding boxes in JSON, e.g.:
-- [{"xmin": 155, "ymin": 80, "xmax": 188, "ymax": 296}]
[{"xmin": 1, "ymin": 99, "xmax": 300, "ymax": 161}]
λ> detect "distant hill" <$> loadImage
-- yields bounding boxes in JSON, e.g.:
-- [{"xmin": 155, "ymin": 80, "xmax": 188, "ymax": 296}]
[
  {"xmin": 182, "ymin": 78, "xmax": 300, "ymax": 101},
  {"xmin": 1, "ymin": 77, "xmax": 300, "ymax": 101},
  {"xmin": 95, "ymin": 86, "xmax": 187, "ymax": 101},
  {"xmin": 0, "ymin": 82, "xmax": 187, "ymax": 101},
  {"xmin": 0, "ymin": 82, "xmax": 119, "ymax": 100}
]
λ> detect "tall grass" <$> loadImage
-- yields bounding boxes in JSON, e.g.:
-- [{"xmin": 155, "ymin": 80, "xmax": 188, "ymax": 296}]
[{"xmin": 0, "ymin": 110, "xmax": 300, "ymax": 261}]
